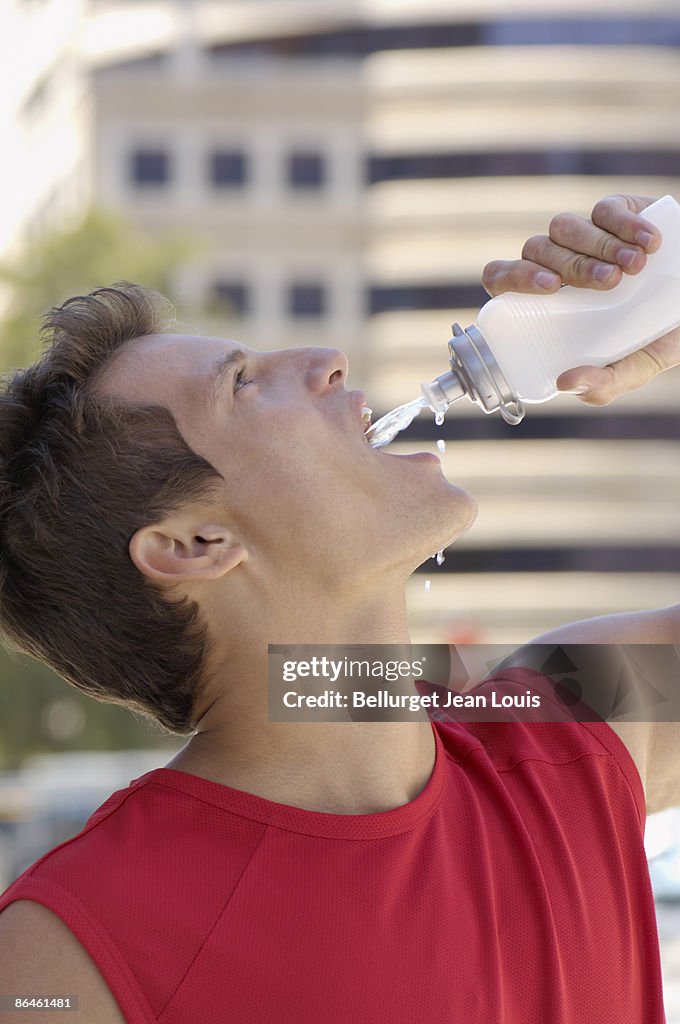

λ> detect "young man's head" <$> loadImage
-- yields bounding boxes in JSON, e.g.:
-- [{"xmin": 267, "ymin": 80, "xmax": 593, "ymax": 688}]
[{"xmin": 0, "ymin": 284, "xmax": 476, "ymax": 735}]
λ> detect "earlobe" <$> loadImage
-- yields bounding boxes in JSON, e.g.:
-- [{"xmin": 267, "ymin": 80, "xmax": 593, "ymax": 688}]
[{"xmin": 129, "ymin": 522, "xmax": 248, "ymax": 585}]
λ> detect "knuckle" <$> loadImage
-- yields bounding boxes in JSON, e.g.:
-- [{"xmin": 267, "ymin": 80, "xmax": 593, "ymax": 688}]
[
  {"xmin": 483, "ymin": 258, "xmax": 541, "ymax": 296},
  {"xmin": 481, "ymin": 260, "xmax": 499, "ymax": 288},
  {"xmin": 521, "ymin": 234, "xmax": 548, "ymax": 261},
  {"xmin": 639, "ymin": 347, "xmax": 665, "ymax": 377},
  {"xmin": 593, "ymin": 232, "xmax": 616, "ymax": 262},
  {"xmin": 591, "ymin": 196, "xmax": 620, "ymax": 224},
  {"xmin": 569, "ymin": 253, "xmax": 595, "ymax": 280},
  {"xmin": 591, "ymin": 194, "xmax": 636, "ymax": 237},
  {"xmin": 548, "ymin": 212, "xmax": 572, "ymax": 240}
]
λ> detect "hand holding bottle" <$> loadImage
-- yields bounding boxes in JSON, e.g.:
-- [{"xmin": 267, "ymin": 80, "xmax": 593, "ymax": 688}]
[
  {"xmin": 372, "ymin": 194, "xmax": 680, "ymax": 445},
  {"xmin": 482, "ymin": 194, "xmax": 680, "ymax": 406}
]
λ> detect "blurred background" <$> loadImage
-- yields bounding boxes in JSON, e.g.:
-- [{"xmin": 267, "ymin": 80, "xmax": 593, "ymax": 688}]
[{"xmin": 1, "ymin": 0, "xmax": 680, "ymax": 1015}]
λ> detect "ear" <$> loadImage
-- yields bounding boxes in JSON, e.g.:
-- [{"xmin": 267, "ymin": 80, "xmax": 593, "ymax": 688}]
[{"xmin": 129, "ymin": 518, "xmax": 248, "ymax": 585}]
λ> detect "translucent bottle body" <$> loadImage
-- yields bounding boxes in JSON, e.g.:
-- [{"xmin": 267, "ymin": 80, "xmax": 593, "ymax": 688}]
[{"xmin": 477, "ymin": 194, "xmax": 680, "ymax": 403}]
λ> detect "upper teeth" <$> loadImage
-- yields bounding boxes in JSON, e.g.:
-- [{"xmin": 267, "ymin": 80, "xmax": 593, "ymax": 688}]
[{"xmin": 361, "ymin": 405, "xmax": 373, "ymax": 432}]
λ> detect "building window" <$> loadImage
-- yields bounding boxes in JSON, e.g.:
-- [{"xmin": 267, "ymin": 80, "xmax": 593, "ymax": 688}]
[
  {"xmin": 368, "ymin": 283, "xmax": 488, "ymax": 315},
  {"xmin": 209, "ymin": 150, "xmax": 248, "ymax": 187},
  {"xmin": 367, "ymin": 148, "xmax": 680, "ymax": 184},
  {"xmin": 130, "ymin": 149, "xmax": 170, "ymax": 186},
  {"xmin": 287, "ymin": 151, "xmax": 325, "ymax": 189},
  {"xmin": 289, "ymin": 282, "xmax": 326, "ymax": 317},
  {"xmin": 212, "ymin": 280, "xmax": 250, "ymax": 317},
  {"xmin": 206, "ymin": 20, "xmax": 680, "ymax": 58}
]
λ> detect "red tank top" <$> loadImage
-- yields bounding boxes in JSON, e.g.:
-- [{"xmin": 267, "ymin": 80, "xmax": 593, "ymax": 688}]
[{"xmin": 0, "ymin": 668, "xmax": 664, "ymax": 1023}]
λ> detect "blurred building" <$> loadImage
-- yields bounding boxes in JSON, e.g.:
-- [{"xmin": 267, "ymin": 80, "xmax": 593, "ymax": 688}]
[
  {"xmin": 1, "ymin": 0, "xmax": 680, "ymax": 642},
  {"xmin": 83, "ymin": 1, "xmax": 680, "ymax": 642},
  {"xmin": 0, "ymin": 0, "xmax": 92, "ymax": 310},
  {"xmin": 93, "ymin": 25, "xmax": 368, "ymax": 374}
]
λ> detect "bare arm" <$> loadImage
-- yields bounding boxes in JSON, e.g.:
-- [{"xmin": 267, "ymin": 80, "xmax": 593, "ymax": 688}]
[
  {"xmin": 0, "ymin": 901, "xmax": 125, "ymax": 1024},
  {"xmin": 483, "ymin": 196, "xmax": 680, "ymax": 812},
  {"xmin": 529, "ymin": 606, "xmax": 680, "ymax": 813}
]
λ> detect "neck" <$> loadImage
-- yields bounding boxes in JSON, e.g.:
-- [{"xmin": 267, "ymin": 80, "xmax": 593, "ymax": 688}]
[{"xmin": 166, "ymin": 582, "xmax": 436, "ymax": 814}]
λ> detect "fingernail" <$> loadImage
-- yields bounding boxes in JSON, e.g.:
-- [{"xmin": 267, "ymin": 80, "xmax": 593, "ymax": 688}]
[
  {"xmin": 593, "ymin": 263, "xmax": 615, "ymax": 283},
  {"xmin": 564, "ymin": 385, "xmax": 591, "ymax": 395},
  {"xmin": 535, "ymin": 271, "xmax": 560, "ymax": 290},
  {"xmin": 616, "ymin": 246, "xmax": 638, "ymax": 269},
  {"xmin": 636, "ymin": 230, "xmax": 654, "ymax": 249}
]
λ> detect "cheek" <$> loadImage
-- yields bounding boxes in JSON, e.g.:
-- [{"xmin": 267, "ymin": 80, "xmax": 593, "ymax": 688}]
[
  {"xmin": 228, "ymin": 443, "xmax": 312, "ymax": 506},
  {"xmin": 231, "ymin": 447, "xmax": 358, "ymax": 543},
  {"xmin": 237, "ymin": 415, "xmax": 355, "ymax": 489}
]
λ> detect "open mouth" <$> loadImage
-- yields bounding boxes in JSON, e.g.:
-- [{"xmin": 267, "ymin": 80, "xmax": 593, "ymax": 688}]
[{"xmin": 360, "ymin": 399, "xmax": 442, "ymax": 465}]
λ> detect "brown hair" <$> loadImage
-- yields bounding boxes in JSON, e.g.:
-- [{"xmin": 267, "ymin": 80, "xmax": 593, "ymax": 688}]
[{"xmin": 0, "ymin": 283, "xmax": 223, "ymax": 734}]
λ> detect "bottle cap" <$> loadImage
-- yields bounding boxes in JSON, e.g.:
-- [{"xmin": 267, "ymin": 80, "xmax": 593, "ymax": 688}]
[{"xmin": 422, "ymin": 323, "xmax": 525, "ymax": 425}]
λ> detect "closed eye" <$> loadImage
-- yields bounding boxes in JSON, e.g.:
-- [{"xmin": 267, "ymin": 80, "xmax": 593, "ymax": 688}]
[{"xmin": 233, "ymin": 367, "xmax": 252, "ymax": 392}]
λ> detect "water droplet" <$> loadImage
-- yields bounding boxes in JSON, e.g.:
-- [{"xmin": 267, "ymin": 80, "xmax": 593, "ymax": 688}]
[
  {"xmin": 436, "ymin": 439, "xmax": 446, "ymax": 454},
  {"xmin": 435, "ymin": 550, "xmax": 445, "ymax": 566},
  {"xmin": 434, "ymin": 412, "xmax": 445, "ymax": 426},
  {"xmin": 424, "ymin": 579, "xmax": 431, "ymax": 592}
]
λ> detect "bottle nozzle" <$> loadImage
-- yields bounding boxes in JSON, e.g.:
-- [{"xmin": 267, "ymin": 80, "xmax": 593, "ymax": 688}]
[
  {"xmin": 421, "ymin": 370, "xmax": 465, "ymax": 417},
  {"xmin": 423, "ymin": 323, "xmax": 526, "ymax": 425}
]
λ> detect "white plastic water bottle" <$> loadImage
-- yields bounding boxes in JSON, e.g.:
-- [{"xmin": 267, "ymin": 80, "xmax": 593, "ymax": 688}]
[{"xmin": 421, "ymin": 194, "xmax": 680, "ymax": 425}]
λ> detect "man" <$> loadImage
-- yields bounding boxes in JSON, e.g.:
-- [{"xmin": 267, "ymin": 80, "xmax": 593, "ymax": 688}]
[{"xmin": 0, "ymin": 193, "xmax": 677, "ymax": 1023}]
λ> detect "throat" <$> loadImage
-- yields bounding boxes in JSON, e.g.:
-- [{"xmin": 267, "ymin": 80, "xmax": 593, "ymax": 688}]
[{"xmin": 166, "ymin": 720, "xmax": 435, "ymax": 814}]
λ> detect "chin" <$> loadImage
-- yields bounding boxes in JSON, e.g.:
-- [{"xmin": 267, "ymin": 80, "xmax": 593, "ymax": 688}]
[
  {"xmin": 414, "ymin": 485, "xmax": 478, "ymax": 564},
  {"xmin": 455, "ymin": 486, "xmax": 478, "ymax": 526},
  {"xmin": 441, "ymin": 487, "xmax": 478, "ymax": 545}
]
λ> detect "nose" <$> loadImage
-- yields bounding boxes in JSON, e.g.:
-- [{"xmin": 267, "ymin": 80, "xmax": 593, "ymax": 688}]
[{"xmin": 302, "ymin": 348, "xmax": 349, "ymax": 394}]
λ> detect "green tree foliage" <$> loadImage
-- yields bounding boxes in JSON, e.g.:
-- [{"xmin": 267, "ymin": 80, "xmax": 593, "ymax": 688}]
[
  {"xmin": 0, "ymin": 208, "xmax": 195, "ymax": 765},
  {"xmin": 0, "ymin": 206, "xmax": 196, "ymax": 369},
  {"xmin": 0, "ymin": 648, "xmax": 181, "ymax": 771}
]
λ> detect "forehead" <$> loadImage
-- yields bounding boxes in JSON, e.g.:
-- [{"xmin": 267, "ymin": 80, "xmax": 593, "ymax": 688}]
[{"xmin": 94, "ymin": 333, "xmax": 245, "ymax": 406}]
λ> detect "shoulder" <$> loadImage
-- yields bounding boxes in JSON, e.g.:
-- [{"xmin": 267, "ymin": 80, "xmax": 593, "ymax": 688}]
[
  {"xmin": 503, "ymin": 609, "xmax": 680, "ymax": 813},
  {"xmin": 0, "ymin": 900, "xmax": 125, "ymax": 1023},
  {"xmin": 0, "ymin": 771, "xmax": 267, "ymax": 1022}
]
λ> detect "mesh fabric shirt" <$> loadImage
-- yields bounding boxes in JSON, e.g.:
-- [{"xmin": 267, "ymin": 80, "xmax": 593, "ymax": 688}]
[{"xmin": 0, "ymin": 668, "xmax": 664, "ymax": 1023}]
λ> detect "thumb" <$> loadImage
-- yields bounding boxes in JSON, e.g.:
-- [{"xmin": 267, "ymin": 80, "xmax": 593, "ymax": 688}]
[
  {"xmin": 556, "ymin": 330, "xmax": 680, "ymax": 406},
  {"xmin": 556, "ymin": 351, "xmax": 660, "ymax": 406}
]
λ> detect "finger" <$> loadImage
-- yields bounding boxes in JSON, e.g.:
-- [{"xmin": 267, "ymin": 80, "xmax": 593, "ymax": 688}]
[
  {"xmin": 521, "ymin": 234, "xmax": 624, "ymax": 290},
  {"xmin": 483, "ymin": 194, "xmax": 662, "ymax": 298},
  {"xmin": 482, "ymin": 258, "xmax": 561, "ymax": 297},
  {"xmin": 590, "ymin": 194, "xmax": 661, "ymax": 253},
  {"xmin": 555, "ymin": 363, "xmax": 635, "ymax": 406},
  {"xmin": 548, "ymin": 212, "xmax": 649, "ymax": 276},
  {"xmin": 556, "ymin": 335, "xmax": 678, "ymax": 406}
]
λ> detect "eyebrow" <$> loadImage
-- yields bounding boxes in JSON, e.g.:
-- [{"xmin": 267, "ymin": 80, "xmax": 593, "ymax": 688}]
[{"xmin": 208, "ymin": 348, "xmax": 247, "ymax": 410}]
